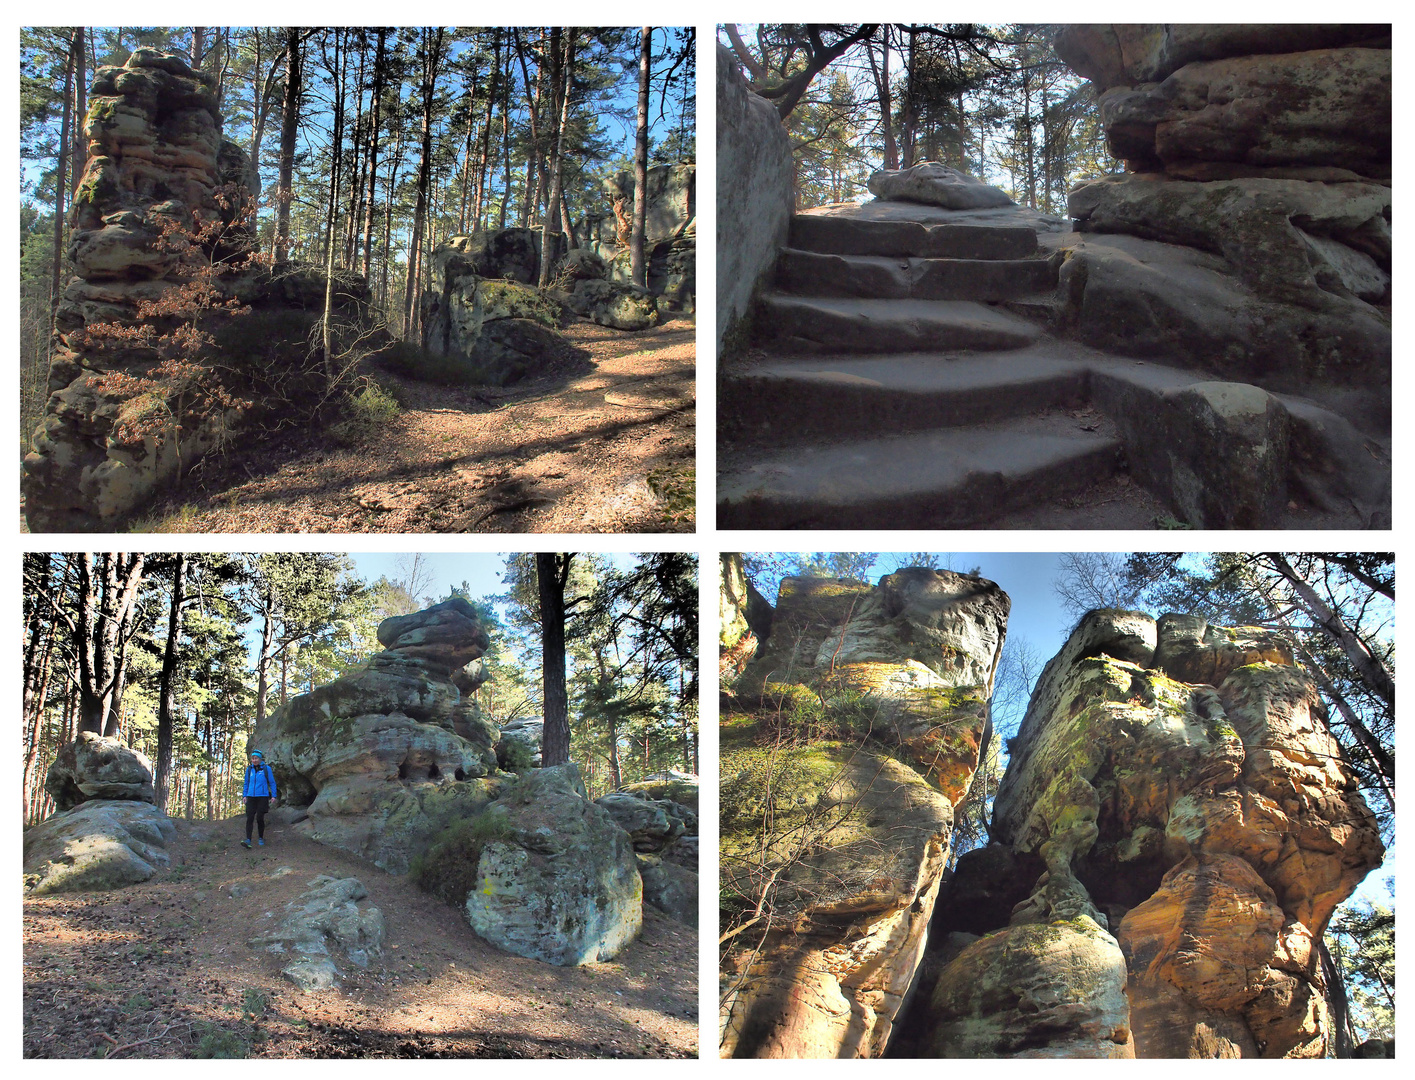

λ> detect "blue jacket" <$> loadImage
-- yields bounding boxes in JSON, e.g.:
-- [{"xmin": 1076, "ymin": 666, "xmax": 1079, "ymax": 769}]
[{"xmin": 243, "ymin": 763, "xmax": 277, "ymax": 798}]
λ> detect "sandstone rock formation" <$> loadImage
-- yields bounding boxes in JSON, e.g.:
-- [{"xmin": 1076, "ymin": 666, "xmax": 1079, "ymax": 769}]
[
  {"xmin": 562, "ymin": 278, "xmax": 660, "ymax": 330},
  {"xmin": 25, "ymin": 732, "xmax": 174, "ymax": 894},
  {"xmin": 252, "ymin": 597, "xmax": 503, "ymax": 874},
  {"xmin": 45, "ymin": 731, "xmax": 157, "ymax": 809},
  {"xmin": 602, "ymin": 163, "xmax": 696, "ymax": 312},
  {"xmin": 252, "ymin": 599, "xmax": 657, "ymax": 969},
  {"xmin": 22, "ymin": 49, "xmax": 379, "ymax": 532},
  {"xmin": 720, "ymin": 568, "xmax": 1009, "ymax": 1057},
  {"xmin": 868, "ymin": 163, "xmax": 1015, "ymax": 210},
  {"xmin": 248, "ymin": 875, "xmax": 386, "ymax": 991},
  {"xmin": 1053, "ymin": 24, "xmax": 1391, "ymax": 416},
  {"xmin": 913, "ymin": 609, "xmax": 1384, "ymax": 1058},
  {"xmin": 463, "ymin": 765, "xmax": 643, "ymax": 965},
  {"xmin": 495, "ymin": 716, "xmax": 544, "ymax": 770},
  {"xmin": 23, "ymin": 799, "xmax": 176, "ymax": 895},
  {"xmin": 716, "ymin": 43, "xmax": 795, "ymax": 356},
  {"xmin": 598, "ymin": 786, "xmax": 700, "ymax": 923},
  {"xmin": 419, "ymin": 234, "xmax": 588, "ymax": 386}
]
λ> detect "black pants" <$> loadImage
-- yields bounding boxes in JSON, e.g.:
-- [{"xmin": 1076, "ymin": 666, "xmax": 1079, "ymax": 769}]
[{"xmin": 244, "ymin": 795, "xmax": 270, "ymax": 840}]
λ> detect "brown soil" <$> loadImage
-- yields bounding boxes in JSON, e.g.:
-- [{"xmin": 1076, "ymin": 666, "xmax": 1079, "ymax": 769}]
[
  {"xmin": 22, "ymin": 814, "xmax": 699, "ymax": 1059},
  {"xmin": 129, "ymin": 316, "xmax": 695, "ymax": 534}
]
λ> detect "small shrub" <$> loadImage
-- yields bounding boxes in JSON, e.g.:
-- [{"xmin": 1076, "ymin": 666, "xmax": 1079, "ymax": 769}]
[
  {"xmin": 328, "ymin": 381, "xmax": 401, "ymax": 446},
  {"xmin": 408, "ymin": 810, "xmax": 517, "ymax": 908},
  {"xmin": 242, "ymin": 988, "xmax": 268, "ymax": 1019},
  {"xmin": 193, "ymin": 1022, "xmax": 248, "ymax": 1059},
  {"xmin": 122, "ymin": 993, "xmax": 152, "ymax": 1014}
]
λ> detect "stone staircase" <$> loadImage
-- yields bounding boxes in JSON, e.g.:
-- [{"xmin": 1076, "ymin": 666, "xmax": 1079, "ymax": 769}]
[
  {"xmin": 718, "ymin": 211, "xmax": 1389, "ymax": 530},
  {"xmin": 719, "ymin": 213, "xmax": 1127, "ymax": 529}
]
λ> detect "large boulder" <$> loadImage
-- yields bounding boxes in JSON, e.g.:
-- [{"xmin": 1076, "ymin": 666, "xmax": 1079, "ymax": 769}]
[
  {"xmin": 564, "ymin": 278, "xmax": 659, "ymax": 330},
  {"xmin": 252, "ymin": 598, "xmax": 505, "ymax": 874},
  {"xmin": 637, "ymin": 855, "xmax": 697, "ymax": 924},
  {"xmin": 1053, "ymin": 25, "xmax": 1389, "ymax": 92},
  {"xmin": 495, "ymin": 716, "xmax": 543, "ymax": 770},
  {"xmin": 867, "ymin": 162, "xmax": 1015, "ymax": 210},
  {"xmin": 463, "ymin": 765, "xmax": 643, "ymax": 965},
  {"xmin": 23, "ymin": 799, "xmax": 175, "ymax": 895},
  {"xmin": 940, "ymin": 608, "xmax": 1387, "ymax": 1058},
  {"xmin": 719, "ymin": 568, "xmax": 1008, "ymax": 1058},
  {"xmin": 45, "ymin": 731, "xmax": 156, "ymax": 810},
  {"xmin": 717, "ymin": 43, "xmax": 794, "ymax": 355},
  {"xmin": 1093, "ymin": 48, "xmax": 1391, "ymax": 175},
  {"xmin": 596, "ymin": 792, "xmax": 692, "ymax": 852},
  {"xmin": 924, "ymin": 916, "xmax": 1134, "ymax": 1057},
  {"xmin": 1050, "ymin": 24, "xmax": 1391, "ymax": 459}
]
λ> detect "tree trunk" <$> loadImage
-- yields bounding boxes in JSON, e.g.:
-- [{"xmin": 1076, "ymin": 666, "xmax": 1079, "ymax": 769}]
[
  {"xmin": 75, "ymin": 553, "xmax": 145, "ymax": 737},
  {"xmin": 275, "ymin": 27, "xmax": 302, "ymax": 264},
  {"xmin": 473, "ymin": 31, "xmax": 500, "ymax": 232},
  {"xmin": 866, "ymin": 28, "xmax": 898, "ymax": 170},
  {"xmin": 51, "ymin": 30, "xmax": 76, "ymax": 325},
  {"xmin": 155, "ymin": 553, "xmax": 187, "ymax": 813},
  {"xmin": 72, "ymin": 27, "xmax": 86, "ymax": 195},
  {"xmin": 321, "ymin": 29, "xmax": 344, "ymax": 384},
  {"xmin": 402, "ymin": 27, "xmax": 443, "ymax": 343},
  {"xmin": 630, "ymin": 27, "xmax": 651, "ymax": 288},
  {"xmin": 361, "ymin": 27, "xmax": 386, "ymax": 280},
  {"xmin": 537, "ymin": 553, "xmax": 572, "ymax": 768},
  {"xmin": 538, "ymin": 29, "xmax": 571, "ymax": 288}
]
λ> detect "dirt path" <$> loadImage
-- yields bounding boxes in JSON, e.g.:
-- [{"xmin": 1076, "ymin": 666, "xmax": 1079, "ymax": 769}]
[
  {"xmin": 129, "ymin": 317, "xmax": 695, "ymax": 533},
  {"xmin": 23, "ymin": 815, "xmax": 698, "ymax": 1059}
]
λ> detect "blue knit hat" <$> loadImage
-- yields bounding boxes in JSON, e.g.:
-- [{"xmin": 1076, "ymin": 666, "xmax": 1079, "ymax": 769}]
[{"xmin": 250, "ymin": 749, "xmax": 264, "ymax": 759}]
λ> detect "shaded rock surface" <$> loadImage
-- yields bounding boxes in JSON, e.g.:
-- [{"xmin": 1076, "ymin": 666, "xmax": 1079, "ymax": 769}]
[
  {"xmin": 252, "ymin": 598, "xmax": 503, "ymax": 875},
  {"xmin": 45, "ymin": 731, "xmax": 156, "ymax": 810},
  {"xmin": 600, "ymin": 164, "xmax": 696, "ymax": 312},
  {"xmin": 720, "ymin": 568, "xmax": 1006, "ymax": 1057},
  {"xmin": 23, "ymin": 798, "xmax": 176, "ymax": 895},
  {"xmin": 22, "ymin": 49, "xmax": 379, "ymax": 532},
  {"xmin": 914, "ymin": 608, "xmax": 1384, "ymax": 1058},
  {"xmin": 495, "ymin": 716, "xmax": 543, "ymax": 770},
  {"xmin": 1052, "ymin": 23, "xmax": 1390, "ymax": 440},
  {"xmin": 716, "ymin": 43, "xmax": 795, "ymax": 355},
  {"xmin": 248, "ymin": 874, "xmax": 386, "ymax": 990},
  {"xmin": 420, "ymin": 235, "xmax": 586, "ymax": 386},
  {"xmin": 463, "ymin": 765, "xmax": 643, "ymax": 966}
]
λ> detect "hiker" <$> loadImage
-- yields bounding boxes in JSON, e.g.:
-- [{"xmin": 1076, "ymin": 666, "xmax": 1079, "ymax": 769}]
[{"xmin": 241, "ymin": 749, "xmax": 278, "ymax": 849}]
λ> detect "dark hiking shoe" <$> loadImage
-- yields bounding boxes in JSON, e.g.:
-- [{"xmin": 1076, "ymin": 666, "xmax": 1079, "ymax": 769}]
[
  {"xmin": 241, "ymin": 839, "xmax": 251, "ymax": 849},
  {"xmin": 257, "ymin": 838, "xmax": 265, "ymax": 846}
]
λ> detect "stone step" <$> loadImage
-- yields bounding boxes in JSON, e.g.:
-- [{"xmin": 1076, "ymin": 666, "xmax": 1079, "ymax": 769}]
[
  {"xmin": 775, "ymin": 249, "xmax": 1061, "ymax": 301},
  {"xmin": 718, "ymin": 418, "xmax": 1123, "ymax": 529},
  {"xmin": 757, "ymin": 295, "xmax": 1042, "ymax": 353},
  {"xmin": 789, "ymin": 214, "xmax": 1038, "ymax": 260},
  {"xmin": 721, "ymin": 352, "xmax": 1091, "ymax": 440}
]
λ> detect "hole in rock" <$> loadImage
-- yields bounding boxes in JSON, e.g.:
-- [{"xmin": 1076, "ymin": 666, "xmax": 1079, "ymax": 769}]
[
  {"xmin": 397, "ymin": 759, "xmax": 410, "ymax": 779},
  {"xmin": 428, "ymin": 762, "xmax": 441, "ymax": 780},
  {"xmin": 454, "ymin": 767, "xmax": 466, "ymax": 781}
]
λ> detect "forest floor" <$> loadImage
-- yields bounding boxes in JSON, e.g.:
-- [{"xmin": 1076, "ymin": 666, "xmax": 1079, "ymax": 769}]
[
  {"xmin": 22, "ymin": 814, "xmax": 699, "ymax": 1059},
  {"xmin": 126, "ymin": 316, "xmax": 696, "ymax": 534}
]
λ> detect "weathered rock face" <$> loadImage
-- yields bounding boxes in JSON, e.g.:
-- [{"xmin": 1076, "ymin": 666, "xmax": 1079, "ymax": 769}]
[
  {"xmin": 920, "ymin": 609, "xmax": 1383, "ymax": 1058},
  {"xmin": 716, "ymin": 43, "xmax": 795, "ymax": 356},
  {"xmin": 420, "ymin": 238, "xmax": 585, "ymax": 386},
  {"xmin": 22, "ymin": 50, "xmax": 382, "ymax": 532},
  {"xmin": 602, "ymin": 164, "xmax": 697, "ymax": 312},
  {"xmin": 719, "ymin": 553, "xmax": 761, "ymax": 684},
  {"xmin": 720, "ymin": 568, "xmax": 1008, "ymax": 1058},
  {"xmin": 24, "ymin": 798, "xmax": 177, "ymax": 895},
  {"xmin": 495, "ymin": 716, "xmax": 544, "ymax": 770},
  {"xmin": 1052, "ymin": 25, "xmax": 1391, "ymax": 414},
  {"xmin": 464, "ymin": 765, "xmax": 643, "ymax": 965},
  {"xmin": 253, "ymin": 598, "xmax": 504, "ymax": 874},
  {"xmin": 563, "ymin": 278, "xmax": 660, "ymax": 330},
  {"xmin": 21, "ymin": 50, "xmax": 260, "ymax": 532},
  {"xmin": 45, "ymin": 731, "xmax": 156, "ymax": 810},
  {"xmin": 868, "ymin": 163, "xmax": 1015, "ymax": 210},
  {"xmin": 248, "ymin": 875, "xmax": 385, "ymax": 991}
]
